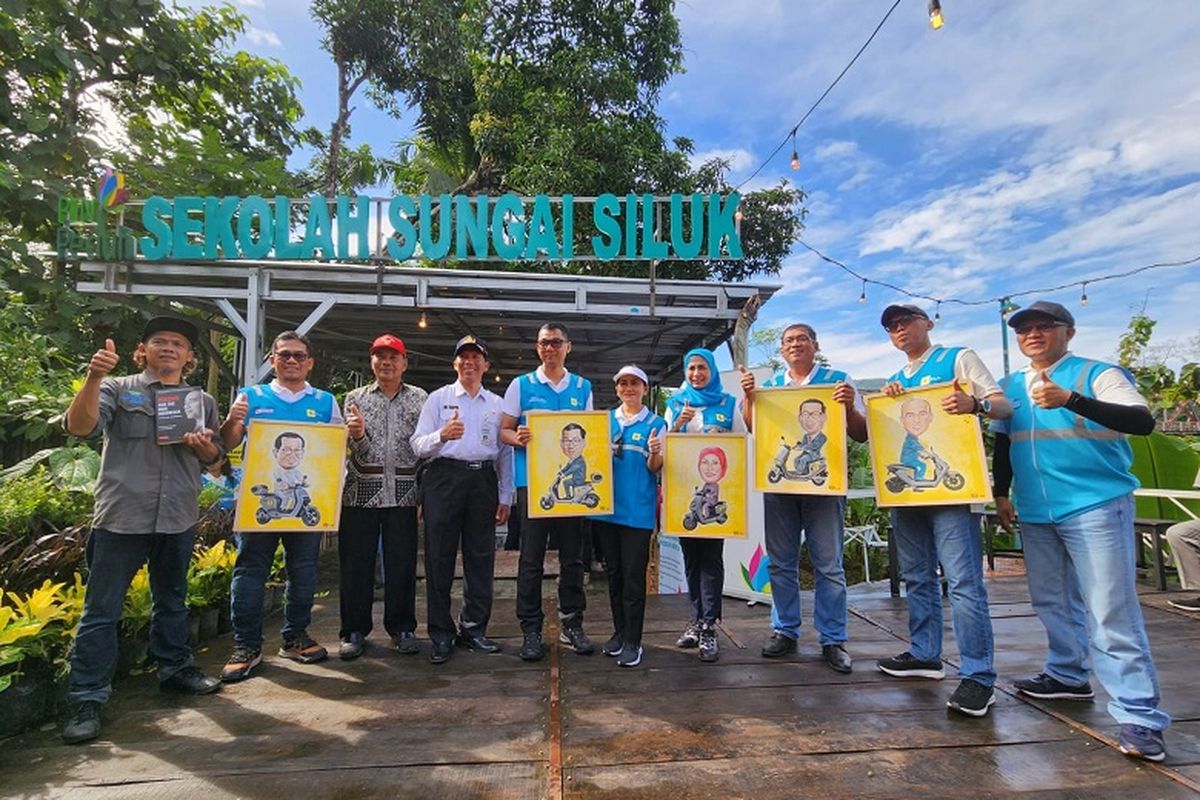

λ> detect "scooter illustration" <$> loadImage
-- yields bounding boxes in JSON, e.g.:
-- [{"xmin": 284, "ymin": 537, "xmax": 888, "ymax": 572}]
[
  {"xmin": 539, "ymin": 469, "xmax": 604, "ymax": 510},
  {"xmin": 251, "ymin": 478, "xmax": 322, "ymax": 526},
  {"xmin": 767, "ymin": 437, "xmax": 828, "ymax": 486},
  {"xmin": 681, "ymin": 485, "xmax": 728, "ymax": 530},
  {"xmin": 884, "ymin": 447, "xmax": 965, "ymax": 494}
]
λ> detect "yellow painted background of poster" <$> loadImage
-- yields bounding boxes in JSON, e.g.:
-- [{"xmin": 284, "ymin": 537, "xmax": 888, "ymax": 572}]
[
  {"xmin": 234, "ymin": 420, "xmax": 348, "ymax": 532},
  {"xmin": 752, "ymin": 386, "xmax": 847, "ymax": 494},
  {"xmin": 662, "ymin": 433, "xmax": 748, "ymax": 538},
  {"xmin": 865, "ymin": 382, "xmax": 992, "ymax": 507},
  {"xmin": 526, "ymin": 410, "xmax": 614, "ymax": 518}
]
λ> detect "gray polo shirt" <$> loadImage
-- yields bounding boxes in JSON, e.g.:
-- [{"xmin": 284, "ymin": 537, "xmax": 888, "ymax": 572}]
[{"xmin": 84, "ymin": 370, "xmax": 221, "ymax": 534}]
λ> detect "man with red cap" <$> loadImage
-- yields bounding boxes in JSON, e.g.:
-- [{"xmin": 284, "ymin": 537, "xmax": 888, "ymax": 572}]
[{"xmin": 336, "ymin": 333, "xmax": 428, "ymax": 659}]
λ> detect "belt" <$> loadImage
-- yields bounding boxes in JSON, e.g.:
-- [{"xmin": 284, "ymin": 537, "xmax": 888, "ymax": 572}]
[{"xmin": 432, "ymin": 458, "xmax": 494, "ymax": 471}]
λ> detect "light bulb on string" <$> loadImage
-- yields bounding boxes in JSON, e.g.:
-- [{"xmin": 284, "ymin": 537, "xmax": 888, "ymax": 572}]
[
  {"xmin": 790, "ymin": 130, "xmax": 800, "ymax": 171},
  {"xmin": 734, "ymin": 209, "xmax": 744, "ymax": 225},
  {"xmin": 928, "ymin": 0, "xmax": 944, "ymax": 29},
  {"xmin": 858, "ymin": 280, "xmax": 867, "ymax": 304},
  {"xmin": 1080, "ymin": 283, "xmax": 1089, "ymax": 307},
  {"xmin": 934, "ymin": 302, "xmax": 941, "ymax": 322},
  {"xmin": 418, "ymin": 311, "xmax": 428, "ymax": 329}
]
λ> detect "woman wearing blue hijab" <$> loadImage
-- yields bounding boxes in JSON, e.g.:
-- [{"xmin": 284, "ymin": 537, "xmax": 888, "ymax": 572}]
[{"xmin": 665, "ymin": 348, "xmax": 746, "ymax": 663}]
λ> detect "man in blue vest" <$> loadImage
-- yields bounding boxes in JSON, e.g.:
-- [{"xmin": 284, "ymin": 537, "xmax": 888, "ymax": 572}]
[
  {"xmin": 741, "ymin": 323, "xmax": 866, "ymax": 674},
  {"xmin": 992, "ymin": 300, "xmax": 1168, "ymax": 761},
  {"xmin": 218, "ymin": 330, "xmax": 344, "ymax": 682},
  {"xmin": 877, "ymin": 304, "xmax": 1011, "ymax": 717},
  {"xmin": 500, "ymin": 322, "xmax": 595, "ymax": 661}
]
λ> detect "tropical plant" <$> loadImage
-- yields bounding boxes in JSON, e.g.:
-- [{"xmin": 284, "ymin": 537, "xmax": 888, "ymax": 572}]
[
  {"xmin": 122, "ymin": 565, "xmax": 153, "ymax": 639},
  {"xmin": 186, "ymin": 539, "xmax": 237, "ymax": 610},
  {"xmin": 0, "ymin": 575, "xmax": 85, "ymax": 691}
]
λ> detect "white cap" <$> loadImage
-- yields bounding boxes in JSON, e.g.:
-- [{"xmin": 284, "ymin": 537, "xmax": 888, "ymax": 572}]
[{"xmin": 613, "ymin": 364, "xmax": 649, "ymax": 384}]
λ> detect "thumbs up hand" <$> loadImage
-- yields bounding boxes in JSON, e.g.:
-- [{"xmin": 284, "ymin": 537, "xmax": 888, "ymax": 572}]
[
  {"xmin": 88, "ymin": 338, "xmax": 120, "ymax": 379},
  {"xmin": 675, "ymin": 400, "xmax": 697, "ymax": 431},
  {"xmin": 941, "ymin": 378, "xmax": 977, "ymax": 415},
  {"xmin": 347, "ymin": 403, "xmax": 366, "ymax": 440},
  {"xmin": 1031, "ymin": 370, "xmax": 1071, "ymax": 409},
  {"xmin": 440, "ymin": 407, "xmax": 465, "ymax": 442},
  {"xmin": 738, "ymin": 364, "xmax": 756, "ymax": 397},
  {"xmin": 647, "ymin": 427, "xmax": 663, "ymax": 455}
]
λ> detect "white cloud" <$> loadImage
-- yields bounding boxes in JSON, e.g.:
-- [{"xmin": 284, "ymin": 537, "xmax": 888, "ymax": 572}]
[
  {"xmin": 246, "ymin": 27, "xmax": 282, "ymax": 47},
  {"xmin": 237, "ymin": 0, "xmax": 265, "ymax": 6},
  {"xmin": 689, "ymin": 147, "xmax": 755, "ymax": 174}
]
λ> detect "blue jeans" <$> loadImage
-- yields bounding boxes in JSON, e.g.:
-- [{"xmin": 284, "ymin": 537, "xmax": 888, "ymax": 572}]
[
  {"xmin": 891, "ymin": 505, "xmax": 995, "ymax": 686},
  {"xmin": 1021, "ymin": 493, "xmax": 1170, "ymax": 729},
  {"xmin": 68, "ymin": 528, "xmax": 195, "ymax": 704},
  {"xmin": 230, "ymin": 531, "xmax": 322, "ymax": 649},
  {"xmin": 765, "ymin": 494, "xmax": 847, "ymax": 644}
]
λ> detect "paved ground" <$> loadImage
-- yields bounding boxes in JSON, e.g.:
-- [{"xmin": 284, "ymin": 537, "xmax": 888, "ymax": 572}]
[{"xmin": 2, "ymin": 559, "xmax": 1198, "ymax": 799}]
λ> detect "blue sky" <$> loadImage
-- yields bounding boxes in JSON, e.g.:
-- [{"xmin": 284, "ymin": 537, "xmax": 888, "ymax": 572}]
[{"xmin": 223, "ymin": 0, "xmax": 1200, "ymax": 380}]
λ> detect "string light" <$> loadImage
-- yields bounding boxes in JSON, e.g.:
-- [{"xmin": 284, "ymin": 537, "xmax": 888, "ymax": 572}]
[
  {"xmin": 928, "ymin": 0, "xmax": 944, "ymax": 30},
  {"xmin": 858, "ymin": 280, "xmax": 867, "ymax": 304},
  {"xmin": 934, "ymin": 301, "xmax": 941, "ymax": 321},
  {"xmin": 734, "ymin": 209, "xmax": 745, "ymax": 224},
  {"xmin": 790, "ymin": 130, "xmax": 800, "ymax": 171},
  {"xmin": 1080, "ymin": 282, "xmax": 1089, "ymax": 306},
  {"xmin": 418, "ymin": 311, "xmax": 428, "ymax": 329},
  {"xmin": 494, "ymin": 373, "xmax": 500, "ymax": 383}
]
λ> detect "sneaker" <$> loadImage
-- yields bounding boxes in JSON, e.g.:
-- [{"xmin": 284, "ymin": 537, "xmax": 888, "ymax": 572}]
[
  {"xmin": 877, "ymin": 651, "xmax": 945, "ymax": 679},
  {"xmin": 61, "ymin": 700, "xmax": 101, "ymax": 744},
  {"xmin": 947, "ymin": 678, "xmax": 995, "ymax": 717},
  {"xmin": 761, "ymin": 631, "xmax": 797, "ymax": 659},
  {"xmin": 559, "ymin": 626, "xmax": 595, "ymax": 655},
  {"xmin": 278, "ymin": 635, "xmax": 328, "ymax": 664},
  {"xmin": 1118, "ymin": 723, "xmax": 1166, "ymax": 762},
  {"xmin": 456, "ymin": 630, "xmax": 502, "ymax": 654},
  {"xmin": 617, "ymin": 644, "xmax": 643, "ymax": 668},
  {"xmin": 394, "ymin": 631, "xmax": 420, "ymax": 655},
  {"xmin": 1168, "ymin": 596, "xmax": 1200, "ymax": 612},
  {"xmin": 1013, "ymin": 672, "xmax": 1094, "ymax": 700},
  {"xmin": 339, "ymin": 632, "xmax": 365, "ymax": 660},
  {"xmin": 429, "ymin": 639, "xmax": 453, "ymax": 664},
  {"xmin": 520, "ymin": 631, "xmax": 545, "ymax": 662},
  {"xmin": 602, "ymin": 633, "xmax": 624, "ymax": 657},
  {"xmin": 160, "ymin": 666, "xmax": 221, "ymax": 695},
  {"xmin": 676, "ymin": 620, "xmax": 700, "ymax": 649},
  {"xmin": 698, "ymin": 624, "xmax": 719, "ymax": 663},
  {"xmin": 221, "ymin": 646, "xmax": 263, "ymax": 682}
]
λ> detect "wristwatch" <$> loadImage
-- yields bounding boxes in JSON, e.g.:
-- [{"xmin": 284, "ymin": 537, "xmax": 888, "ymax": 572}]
[{"xmin": 979, "ymin": 398, "xmax": 992, "ymax": 415}]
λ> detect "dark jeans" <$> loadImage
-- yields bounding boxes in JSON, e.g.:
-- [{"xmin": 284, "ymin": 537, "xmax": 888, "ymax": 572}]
[
  {"xmin": 421, "ymin": 460, "xmax": 499, "ymax": 645},
  {"xmin": 516, "ymin": 487, "xmax": 586, "ymax": 633},
  {"xmin": 338, "ymin": 505, "xmax": 418, "ymax": 641},
  {"xmin": 230, "ymin": 530, "xmax": 322, "ymax": 650},
  {"xmin": 68, "ymin": 528, "xmax": 195, "ymax": 704},
  {"xmin": 594, "ymin": 522, "xmax": 651, "ymax": 645},
  {"xmin": 680, "ymin": 536, "xmax": 724, "ymax": 624}
]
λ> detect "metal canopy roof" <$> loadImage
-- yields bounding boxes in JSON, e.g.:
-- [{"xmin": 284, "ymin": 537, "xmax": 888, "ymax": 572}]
[{"xmin": 76, "ymin": 260, "xmax": 780, "ymax": 402}]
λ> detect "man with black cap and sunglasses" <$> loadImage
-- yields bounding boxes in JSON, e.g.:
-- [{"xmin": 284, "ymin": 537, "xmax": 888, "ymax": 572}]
[
  {"xmin": 411, "ymin": 335, "xmax": 513, "ymax": 664},
  {"xmin": 61, "ymin": 316, "xmax": 224, "ymax": 744},
  {"xmin": 991, "ymin": 300, "xmax": 1169, "ymax": 762},
  {"xmin": 877, "ymin": 303, "xmax": 1011, "ymax": 718}
]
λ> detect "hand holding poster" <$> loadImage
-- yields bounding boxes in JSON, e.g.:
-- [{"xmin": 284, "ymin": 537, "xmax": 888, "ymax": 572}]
[
  {"xmin": 234, "ymin": 420, "xmax": 348, "ymax": 532},
  {"xmin": 662, "ymin": 433, "xmax": 748, "ymax": 538},
  {"xmin": 752, "ymin": 385, "xmax": 847, "ymax": 494},
  {"xmin": 865, "ymin": 382, "xmax": 991, "ymax": 507},
  {"xmin": 525, "ymin": 410, "xmax": 614, "ymax": 518}
]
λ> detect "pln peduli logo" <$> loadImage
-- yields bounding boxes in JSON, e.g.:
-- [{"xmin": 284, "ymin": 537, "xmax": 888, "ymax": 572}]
[
  {"xmin": 56, "ymin": 167, "xmax": 138, "ymax": 261},
  {"xmin": 96, "ymin": 168, "xmax": 130, "ymax": 210},
  {"xmin": 740, "ymin": 543, "xmax": 772, "ymax": 594}
]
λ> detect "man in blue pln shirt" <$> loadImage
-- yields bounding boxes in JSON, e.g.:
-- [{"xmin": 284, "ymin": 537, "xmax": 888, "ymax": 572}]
[
  {"xmin": 877, "ymin": 304, "xmax": 1012, "ymax": 718},
  {"xmin": 992, "ymin": 300, "xmax": 1169, "ymax": 761}
]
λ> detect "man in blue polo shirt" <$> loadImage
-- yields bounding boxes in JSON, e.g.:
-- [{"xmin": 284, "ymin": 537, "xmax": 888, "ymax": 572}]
[
  {"xmin": 992, "ymin": 300, "xmax": 1169, "ymax": 761},
  {"xmin": 500, "ymin": 322, "xmax": 595, "ymax": 661},
  {"xmin": 218, "ymin": 330, "xmax": 344, "ymax": 682}
]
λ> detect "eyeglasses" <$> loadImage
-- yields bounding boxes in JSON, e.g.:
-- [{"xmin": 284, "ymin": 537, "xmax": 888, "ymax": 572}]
[
  {"xmin": 536, "ymin": 338, "xmax": 566, "ymax": 349},
  {"xmin": 1014, "ymin": 321, "xmax": 1067, "ymax": 336},
  {"xmin": 782, "ymin": 335, "xmax": 813, "ymax": 346},
  {"xmin": 274, "ymin": 350, "xmax": 310, "ymax": 362},
  {"xmin": 883, "ymin": 315, "xmax": 919, "ymax": 333},
  {"xmin": 275, "ymin": 446, "xmax": 305, "ymax": 455}
]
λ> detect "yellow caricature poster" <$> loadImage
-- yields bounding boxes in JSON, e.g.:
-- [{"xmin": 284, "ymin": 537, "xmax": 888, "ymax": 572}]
[
  {"xmin": 865, "ymin": 382, "xmax": 991, "ymax": 507},
  {"xmin": 752, "ymin": 386, "xmax": 847, "ymax": 494},
  {"xmin": 662, "ymin": 433, "xmax": 748, "ymax": 538},
  {"xmin": 234, "ymin": 420, "xmax": 348, "ymax": 532},
  {"xmin": 526, "ymin": 410, "xmax": 614, "ymax": 518}
]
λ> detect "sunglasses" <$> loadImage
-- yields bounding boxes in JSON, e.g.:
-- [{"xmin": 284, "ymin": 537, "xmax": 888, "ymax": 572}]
[
  {"xmin": 883, "ymin": 315, "xmax": 921, "ymax": 333},
  {"xmin": 274, "ymin": 350, "xmax": 310, "ymax": 362},
  {"xmin": 537, "ymin": 338, "xmax": 567, "ymax": 349},
  {"xmin": 1014, "ymin": 321, "xmax": 1067, "ymax": 336}
]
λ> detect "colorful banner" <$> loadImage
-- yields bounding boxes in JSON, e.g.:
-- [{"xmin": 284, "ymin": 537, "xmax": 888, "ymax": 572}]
[
  {"xmin": 662, "ymin": 433, "xmax": 749, "ymax": 538},
  {"xmin": 752, "ymin": 385, "xmax": 847, "ymax": 495},
  {"xmin": 234, "ymin": 420, "xmax": 348, "ymax": 532},
  {"xmin": 525, "ymin": 410, "xmax": 615, "ymax": 518}
]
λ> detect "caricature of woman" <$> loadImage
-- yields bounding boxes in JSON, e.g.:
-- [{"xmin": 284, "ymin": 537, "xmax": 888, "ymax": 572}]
[{"xmin": 696, "ymin": 446, "xmax": 728, "ymax": 518}]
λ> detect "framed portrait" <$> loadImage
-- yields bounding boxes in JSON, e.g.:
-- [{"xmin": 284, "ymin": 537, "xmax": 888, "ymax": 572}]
[
  {"xmin": 662, "ymin": 433, "xmax": 748, "ymax": 539},
  {"xmin": 525, "ymin": 410, "xmax": 614, "ymax": 518},
  {"xmin": 865, "ymin": 382, "xmax": 992, "ymax": 507},
  {"xmin": 751, "ymin": 385, "xmax": 847, "ymax": 494},
  {"xmin": 234, "ymin": 420, "xmax": 348, "ymax": 532}
]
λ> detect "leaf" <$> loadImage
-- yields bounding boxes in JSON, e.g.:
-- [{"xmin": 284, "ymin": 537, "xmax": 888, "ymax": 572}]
[
  {"xmin": 48, "ymin": 447, "xmax": 100, "ymax": 491},
  {"xmin": 0, "ymin": 449, "xmax": 56, "ymax": 483}
]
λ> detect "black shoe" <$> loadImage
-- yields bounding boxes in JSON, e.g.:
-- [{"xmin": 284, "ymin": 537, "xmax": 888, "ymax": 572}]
[
  {"xmin": 429, "ymin": 639, "xmax": 453, "ymax": 664},
  {"xmin": 1013, "ymin": 672, "xmax": 1094, "ymax": 700},
  {"xmin": 602, "ymin": 634, "xmax": 624, "ymax": 657},
  {"xmin": 160, "ymin": 666, "xmax": 222, "ymax": 695},
  {"xmin": 559, "ymin": 626, "xmax": 595, "ymax": 655},
  {"xmin": 947, "ymin": 678, "xmax": 995, "ymax": 717},
  {"xmin": 698, "ymin": 625, "xmax": 719, "ymax": 663},
  {"xmin": 761, "ymin": 631, "xmax": 798, "ymax": 659},
  {"xmin": 822, "ymin": 643, "xmax": 853, "ymax": 674},
  {"xmin": 617, "ymin": 644, "xmax": 643, "ymax": 668},
  {"xmin": 339, "ymin": 632, "xmax": 365, "ymax": 660},
  {"xmin": 877, "ymin": 651, "xmax": 945, "ymax": 680},
  {"xmin": 520, "ymin": 631, "xmax": 545, "ymax": 662},
  {"xmin": 1168, "ymin": 596, "xmax": 1200, "ymax": 612},
  {"xmin": 394, "ymin": 631, "xmax": 420, "ymax": 655},
  {"xmin": 457, "ymin": 630, "xmax": 502, "ymax": 654},
  {"xmin": 61, "ymin": 700, "xmax": 101, "ymax": 744},
  {"xmin": 676, "ymin": 620, "xmax": 700, "ymax": 649}
]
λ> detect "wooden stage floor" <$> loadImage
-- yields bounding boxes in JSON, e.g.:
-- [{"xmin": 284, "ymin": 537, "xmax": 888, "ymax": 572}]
[{"xmin": 3, "ymin": 571, "xmax": 1199, "ymax": 799}]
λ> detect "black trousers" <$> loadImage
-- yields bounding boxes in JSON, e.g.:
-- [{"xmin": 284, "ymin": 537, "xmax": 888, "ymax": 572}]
[
  {"xmin": 421, "ymin": 460, "xmax": 499, "ymax": 646},
  {"xmin": 594, "ymin": 522, "xmax": 651, "ymax": 646},
  {"xmin": 516, "ymin": 487, "xmax": 586, "ymax": 633},
  {"xmin": 337, "ymin": 505, "xmax": 418, "ymax": 640},
  {"xmin": 680, "ymin": 536, "xmax": 724, "ymax": 624}
]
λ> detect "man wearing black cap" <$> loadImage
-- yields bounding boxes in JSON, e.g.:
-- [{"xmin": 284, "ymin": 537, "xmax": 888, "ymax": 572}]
[
  {"xmin": 60, "ymin": 316, "xmax": 224, "ymax": 744},
  {"xmin": 991, "ymin": 300, "xmax": 1169, "ymax": 761},
  {"xmin": 336, "ymin": 333, "xmax": 428, "ymax": 660},
  {"xmin": 410, "ymin": 336, "xmax": 513, "ymax": 664},
  {"xmin": 876, "ymin": 303, "xmax": 1011, "ymax": 718}
]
